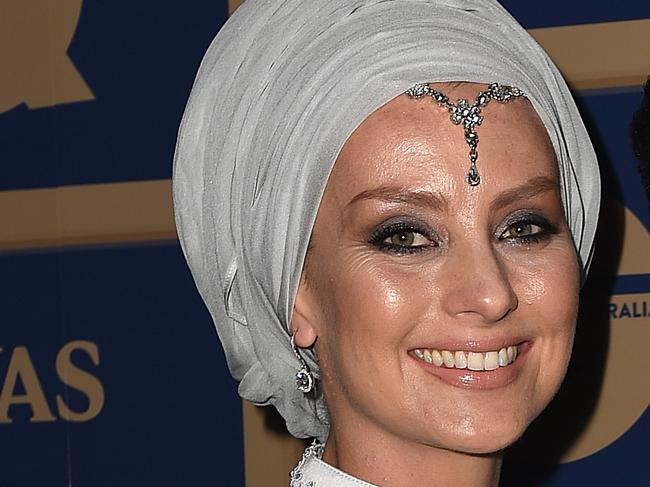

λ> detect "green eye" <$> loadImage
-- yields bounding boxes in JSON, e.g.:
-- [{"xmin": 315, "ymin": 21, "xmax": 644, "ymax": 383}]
[
  {"xmin": 370, "ymin": 220, "xmax": 437, "ymax": 255},
  {"xmin": 500, "ymin": 219, "xmax": 550, "ymax": 241},
  {"xmin": 507, "ymin": 222, "xmax": 534, "ymax": 237},
  {"xmin": 390, "ymin": 231, "xmax": 415, "ymax": 246},
  {"xmin": 384, "ymin": 231, "xmax": 431, "ymax": 249}
]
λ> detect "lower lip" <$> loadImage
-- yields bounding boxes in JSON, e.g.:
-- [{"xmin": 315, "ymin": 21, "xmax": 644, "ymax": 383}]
[{"xmin": 411, "ymin": 342, "xmax": 531, "ymax": 390}]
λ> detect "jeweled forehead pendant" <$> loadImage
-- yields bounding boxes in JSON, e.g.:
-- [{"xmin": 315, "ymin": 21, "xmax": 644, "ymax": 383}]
[{"xmin": 405, "ymin": 82, "xmax": 524, "ymax": 186}]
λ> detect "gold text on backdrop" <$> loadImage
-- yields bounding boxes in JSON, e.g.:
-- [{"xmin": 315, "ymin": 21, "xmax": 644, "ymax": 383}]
[{"xmin": 0, "ymin": 340, "xmax": 104, "ymax": 423}]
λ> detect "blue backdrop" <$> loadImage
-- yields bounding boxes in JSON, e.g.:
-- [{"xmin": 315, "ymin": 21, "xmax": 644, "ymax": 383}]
[{"xmin": 1, "ymin": 0, "xmax": 648, "ymax": 485}]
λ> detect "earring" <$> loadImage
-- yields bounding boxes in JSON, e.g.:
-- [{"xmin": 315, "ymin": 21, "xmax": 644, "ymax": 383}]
[{"xmin": 291, "ymin": 335, "xmax": 314, "ymax": 393}]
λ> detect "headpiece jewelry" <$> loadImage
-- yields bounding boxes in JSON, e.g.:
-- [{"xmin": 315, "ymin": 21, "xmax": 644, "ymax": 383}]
[
  {"xmin": 406, "ymin": 82, "xmax": 524, "ymax": 186},
  {"xmin": 291, "ymin": 335, "xmax": 315, "ymax": 394}
]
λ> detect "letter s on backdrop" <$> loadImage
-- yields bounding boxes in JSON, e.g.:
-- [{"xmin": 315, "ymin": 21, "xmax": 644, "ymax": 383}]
[{"xmin": 56, "ymin": 340, "xmax": 104, "ymax": 422}]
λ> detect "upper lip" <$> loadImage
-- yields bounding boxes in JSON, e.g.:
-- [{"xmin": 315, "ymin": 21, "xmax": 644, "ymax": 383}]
[{"xmin": 409, "ymin": 338, "xmax": 530, "ymax": 353}]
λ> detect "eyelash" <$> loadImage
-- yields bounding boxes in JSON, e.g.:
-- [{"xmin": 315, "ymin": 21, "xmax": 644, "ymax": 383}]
[
  {"xmin": 498, "ymin": 213, "xmax": 557, "ymax": 245},
  {"xmin": 368, "ymin": 213, "xmax": 556, "ymax": 255},
  {"xmin": 368, "ymin": 220, "xmax": 436, "ymax": 255}
]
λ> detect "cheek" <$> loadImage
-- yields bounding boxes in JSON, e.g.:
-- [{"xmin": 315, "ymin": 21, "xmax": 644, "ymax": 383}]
[
  {"xmin": 513, "ymin": 246, "xmax": 580, "ymax": 396},
  {"xmin": 314, "ymin": 254, "xmax": 429, "ymax": 393},
  {"xmin": 508, "ymin": 237, "xmax": 580, "ymax": 328},
  {"xmin": 519, "ymin": 266, "xmax": 579, "ymax": 335},
  {"xmin": 327, "ymin": 256, "xmax": 425, "ymax": 343}
]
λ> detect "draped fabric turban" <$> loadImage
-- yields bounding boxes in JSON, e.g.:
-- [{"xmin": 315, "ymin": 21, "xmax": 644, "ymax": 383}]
[{"xmin": 173, "ymin": 0, "xmax": 600, "ymax": 441}]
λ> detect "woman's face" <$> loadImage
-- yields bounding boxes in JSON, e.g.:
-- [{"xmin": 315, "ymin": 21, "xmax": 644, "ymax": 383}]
[{"xmin": 293, "ymin": 82, "xmax": 580, "ymax": 455}]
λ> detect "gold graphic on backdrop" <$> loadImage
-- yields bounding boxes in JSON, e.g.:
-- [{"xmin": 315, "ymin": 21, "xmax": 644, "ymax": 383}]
[
  {"xmin": 0, "ymin": 341, "xmax": 104, "ymax": 423},
  {"xmin": 228, "ymin": 0, "xmax": 245, "ymax": 15},
  {"xmin": 561, "ymin": 204, "xmax": 650, "ymax": 462},
  {"xmin": 0, "ymin": 0, "xmax": 94, "ymax": 113},
  {"xmin": 0, "ymin": 346, "xmax": 56, "ymax": 422}
]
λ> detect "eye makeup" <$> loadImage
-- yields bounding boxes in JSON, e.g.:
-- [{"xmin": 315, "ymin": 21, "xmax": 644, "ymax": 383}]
[
  {"xmin": 497, "ymin": 210, "xmax": 558, "ymax": 246},
  {"xmin": 367, "ymin": 216, "xmax": 438, "ymax": 255}
]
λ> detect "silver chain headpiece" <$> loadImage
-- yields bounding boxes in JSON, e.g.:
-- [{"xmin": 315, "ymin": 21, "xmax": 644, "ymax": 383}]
[{"xmin": 405, "ymin": 82, "xmax": 524, "ymax": 186}]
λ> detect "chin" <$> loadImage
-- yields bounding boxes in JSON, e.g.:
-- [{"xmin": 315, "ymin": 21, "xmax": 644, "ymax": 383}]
[
  {"xmin": 451, "ymin": 432, "xmax": 524, "ymax": 455},
  {"xmin": 428, "ymin": 413, "xmax": 532, "ymax": 455}
]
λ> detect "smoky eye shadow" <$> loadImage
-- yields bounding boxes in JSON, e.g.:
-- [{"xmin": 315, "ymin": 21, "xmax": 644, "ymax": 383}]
[
  {"xmin": 499, "ymin": 210, "xmax": 557, "ymax": 234},
  {"xmin": 368, "ymin": 217, "xmax": 431, "ymax": 244}
]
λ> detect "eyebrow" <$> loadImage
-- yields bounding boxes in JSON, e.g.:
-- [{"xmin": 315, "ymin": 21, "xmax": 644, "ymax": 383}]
[
  {"xmin": 346, "ymin": 176, "xmax": 559, "ymax": 212},
  {"xmin": 489, "ymin": 176, "xmax": 559, "ymax": 212},
  {"xmin": 346, "ymin": 185, "xmax": 448, "ymax": 211}
]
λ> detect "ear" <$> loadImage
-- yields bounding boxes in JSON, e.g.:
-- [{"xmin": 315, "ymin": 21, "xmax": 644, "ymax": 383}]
[{"xmin": 290, "ymin": 276, "xmax": 319, "ymax": 349}]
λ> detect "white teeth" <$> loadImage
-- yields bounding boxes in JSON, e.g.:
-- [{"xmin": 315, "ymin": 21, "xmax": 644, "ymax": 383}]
[
  {"xmin": 441, "ymin": 350, "xmax": 455, "ymax": 368},
  {"xmin": 484, "ymin": 351, "xmax": 499, "ymax": 371},
  {"xmin": 431, "ymin": 350, "xmax": 444, "ymax": 367},
  {"xmin": 413, "ymin": 345, "xmax": 520, "ymax": 370},
  {"xmin": 423, "ymin": 349, "xmax": 433, "ymax": 364},
  {"xmin": 498, "ymin": 347, "xmax": 508, "ymax": 367},
  {"xmin": 467, "ymin": 352, "xmax": 484, "ymax": 371},
  {"xmin": 454, "ymin": 351, "xmax": 467, "ymax": 369}
]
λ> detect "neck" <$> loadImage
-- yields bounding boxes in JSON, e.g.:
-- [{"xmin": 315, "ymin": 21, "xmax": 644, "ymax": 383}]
[{"xmin": 322, "ymin": 423, "xmax": 502, "ymax": 487}]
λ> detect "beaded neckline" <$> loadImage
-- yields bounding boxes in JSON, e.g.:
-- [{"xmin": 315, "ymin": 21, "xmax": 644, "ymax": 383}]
[
  {"xmin": 289, "ymin": 440, "xmax": 325, "ymax": 487},
  {"xmin": 289, "ymin": 440, "xmax": 378, "ymax": 487}
]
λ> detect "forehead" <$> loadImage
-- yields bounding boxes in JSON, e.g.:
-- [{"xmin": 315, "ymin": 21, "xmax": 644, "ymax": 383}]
[{"xmin": 329, "ymin": 82, "xmax": 558, "ymax": 201}]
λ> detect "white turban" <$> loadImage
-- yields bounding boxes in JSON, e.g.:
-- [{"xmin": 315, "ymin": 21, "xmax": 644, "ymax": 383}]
[{"xmin": 172, "ymin": 0, "xmax": 600, "ymax": 440}]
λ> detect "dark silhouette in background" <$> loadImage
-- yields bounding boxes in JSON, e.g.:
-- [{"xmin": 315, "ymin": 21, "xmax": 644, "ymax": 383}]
[{"xmin": 631, "ymin": 78, "xmax": 650, "ymax": 205}]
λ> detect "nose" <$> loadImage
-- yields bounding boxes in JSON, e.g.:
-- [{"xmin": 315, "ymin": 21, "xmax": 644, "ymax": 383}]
[{"xmin": 442, "ymin": 240, "xmax": 518, "ymax": 324}]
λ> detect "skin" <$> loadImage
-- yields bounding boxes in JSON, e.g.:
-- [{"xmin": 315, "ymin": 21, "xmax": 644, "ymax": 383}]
[{"xmin": 291, "ymin": 82, "xmax": 580, "ymax": 487}]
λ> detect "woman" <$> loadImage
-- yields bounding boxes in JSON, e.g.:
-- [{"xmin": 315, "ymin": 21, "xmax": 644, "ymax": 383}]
[{"xmin": 173, "ymin": 0, "xmax": 600, "ymax": 485}]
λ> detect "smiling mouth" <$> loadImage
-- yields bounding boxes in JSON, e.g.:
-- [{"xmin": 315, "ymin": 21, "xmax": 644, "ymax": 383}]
[{"xmin": 412, "ymin": 345, "xmax": 520, "ymax": 371}]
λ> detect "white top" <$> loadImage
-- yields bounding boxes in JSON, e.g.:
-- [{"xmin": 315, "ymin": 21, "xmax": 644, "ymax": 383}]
[{"xmin": 289, "ymin": 442, "xmax": 378, "ymax": 487}]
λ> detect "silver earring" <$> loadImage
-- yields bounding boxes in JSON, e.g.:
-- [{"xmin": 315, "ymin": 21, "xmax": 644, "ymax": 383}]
[{"xmin": 291, "ymin": 335, "xmax": 314, "ymax": 393}]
